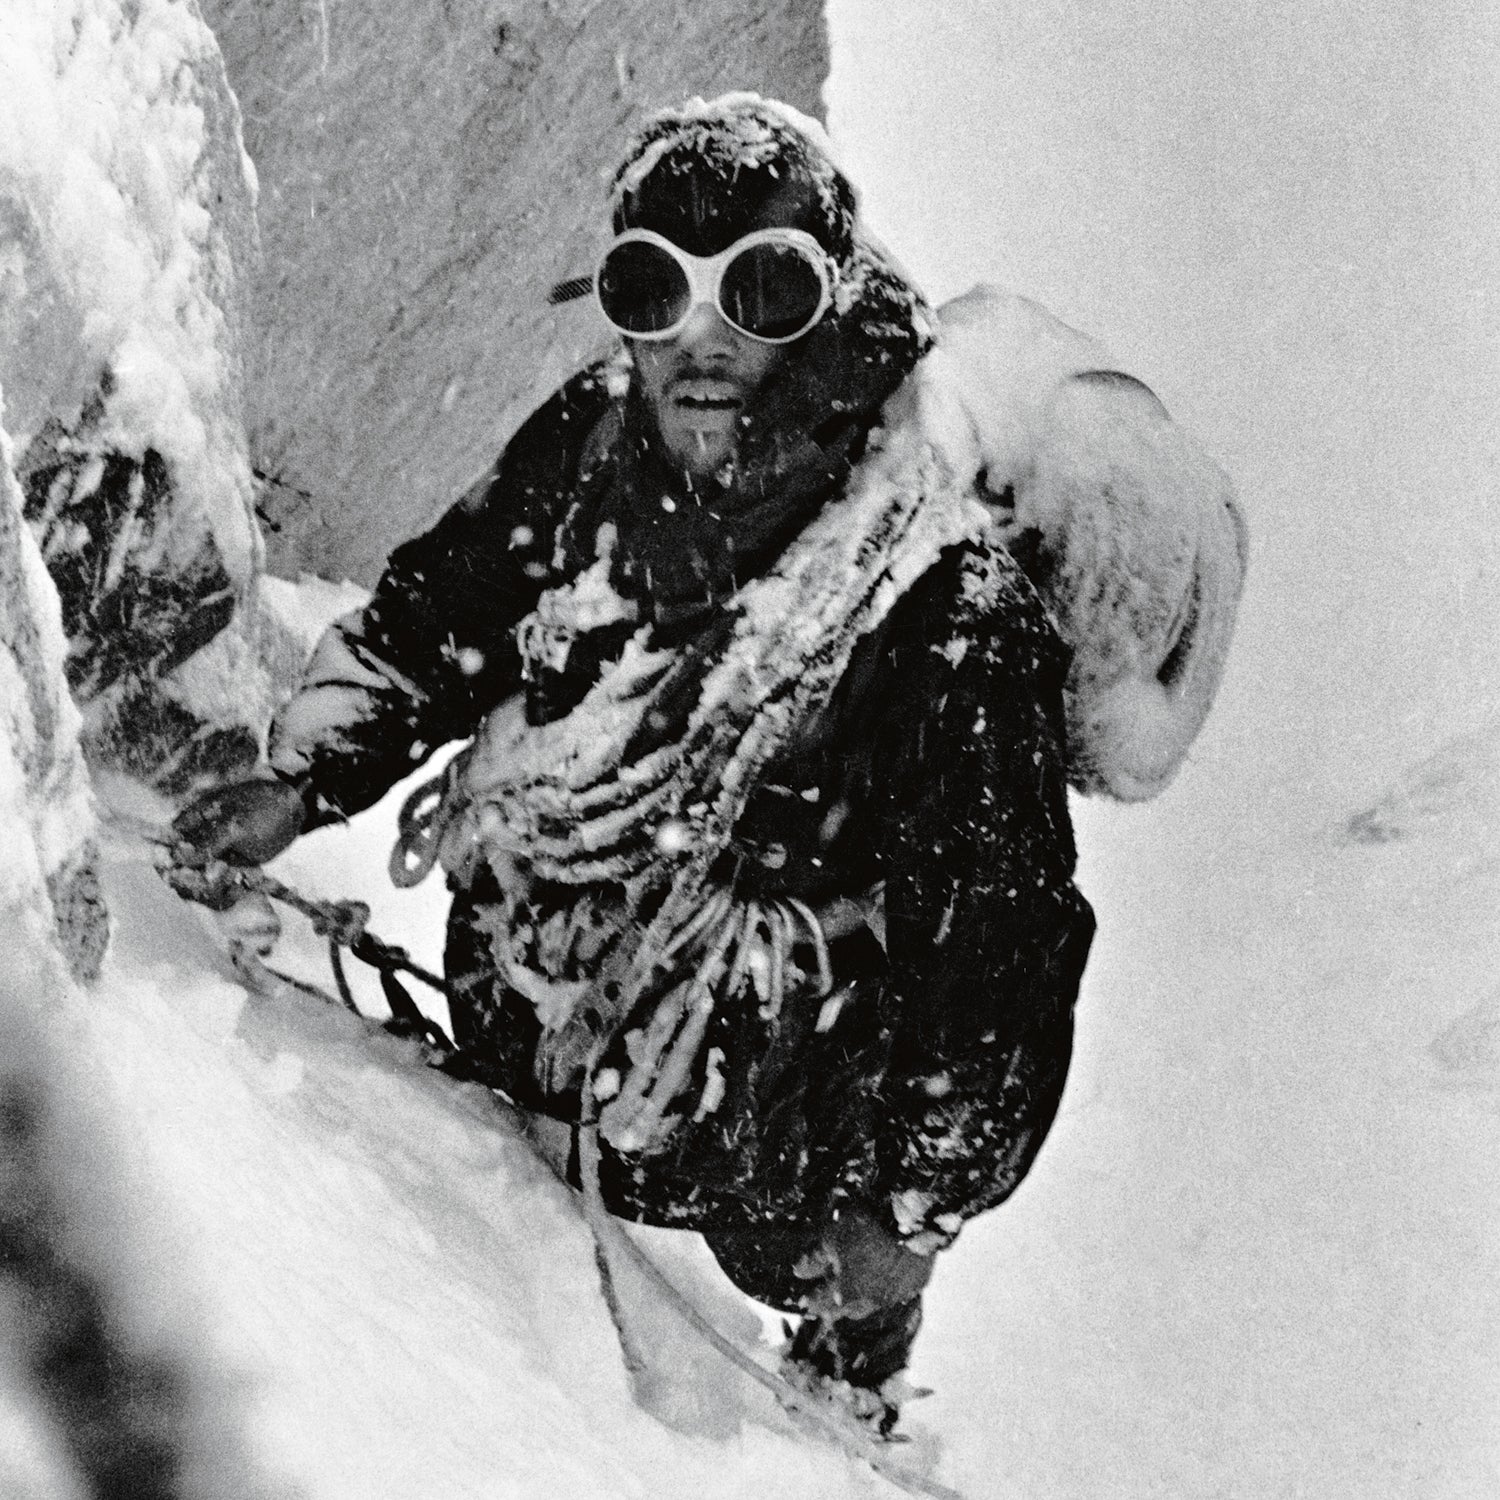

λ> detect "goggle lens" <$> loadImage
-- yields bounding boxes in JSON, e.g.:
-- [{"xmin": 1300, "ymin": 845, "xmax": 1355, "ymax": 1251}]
[
  {"xmin": 596, "ymin": 240, "xmax": 691, "ymax": 336},
  {"xmin": 718, "ymin": 240, "xmax": 829, "ymax": 342},
  {"xmin": 595, "ymin": 232, "xmax": 831, "ymax": 344}
]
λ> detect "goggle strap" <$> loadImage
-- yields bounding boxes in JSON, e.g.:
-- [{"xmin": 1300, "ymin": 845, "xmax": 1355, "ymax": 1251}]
[{"xmin": 548, "ymin": 275, "xmax": 595, "ymax": 306}]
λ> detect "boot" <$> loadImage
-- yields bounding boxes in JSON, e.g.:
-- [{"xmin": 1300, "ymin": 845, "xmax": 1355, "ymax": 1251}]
[{"xmin": 785, "ymin": 1293, "xmax": 923, "ymax": 1436}]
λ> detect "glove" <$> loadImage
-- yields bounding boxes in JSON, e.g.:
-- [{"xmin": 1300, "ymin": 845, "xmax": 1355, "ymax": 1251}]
[
  {"xmin": 171, "ymin": 775, "xmax": 309, "ymax": 868},
  {"xmin": 216, "ymin": 890, "xmax": 283, "ymax": 960}
]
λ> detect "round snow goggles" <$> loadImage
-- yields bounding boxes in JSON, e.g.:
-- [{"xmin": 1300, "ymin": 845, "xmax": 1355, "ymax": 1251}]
[{"xmin": 594, "ymin": 227, "xmax": 836, "ymax": 345}]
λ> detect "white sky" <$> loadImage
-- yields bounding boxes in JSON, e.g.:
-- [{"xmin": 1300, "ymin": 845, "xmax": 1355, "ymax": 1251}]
[{"xmin": 826, "ymin": 0, "xmax": 1500, "ymax": 824}]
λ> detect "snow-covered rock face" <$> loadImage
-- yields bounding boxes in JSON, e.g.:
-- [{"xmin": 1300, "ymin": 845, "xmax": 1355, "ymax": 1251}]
[
  {"xmin": 202, "ymin": 0, "xmax": 830, "ymax": 585},
  {"xmin": 0, "ymin": 406, "xmax": 107, "ymax": 982},
  {"xmin": 0, "ymin": 0, "xmax": 259, "ymax": 584},
  {"xmin": 0, "ymin": 0, "xmax": 287, "ymax": 794}
]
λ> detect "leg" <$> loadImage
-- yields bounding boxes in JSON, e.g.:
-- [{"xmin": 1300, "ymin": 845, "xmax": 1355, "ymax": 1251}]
[
  {"xmin": 784, "ymin": 1201, "xmax": 934, "ymax": 1431},
  {"xmin": 786, "ymin": 1294, "xmax": 925, "ymax": 1417},
  {"xmin": 705, "ymin": 1199, "xmax": 936, "ymax": 1433}
]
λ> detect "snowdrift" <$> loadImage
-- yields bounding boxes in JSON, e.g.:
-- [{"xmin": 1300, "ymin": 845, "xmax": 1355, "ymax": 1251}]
[
  {"xmin": 0, "ymin": 926, "xmax": 284, "ymax": 1500},
  {"xmin": 76, "ymin": 791, "xmax": 947, "ymax": 1500}
]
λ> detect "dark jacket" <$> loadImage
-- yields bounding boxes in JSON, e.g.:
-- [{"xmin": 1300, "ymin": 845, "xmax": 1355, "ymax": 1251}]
[{"xmin": 271, "ymin": 363, "xmax": 1095, "ymax": 1246}]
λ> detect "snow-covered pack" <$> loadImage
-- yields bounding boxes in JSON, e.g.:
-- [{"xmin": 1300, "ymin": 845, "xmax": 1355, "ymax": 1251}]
[{"xmin": 919, "ymin": 286, "xmax": 1246, "ymax": 801}]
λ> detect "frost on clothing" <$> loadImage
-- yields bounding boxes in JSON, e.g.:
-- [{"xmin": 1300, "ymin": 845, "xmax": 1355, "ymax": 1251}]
[
  {"xmin": 269, "ymin": 367, "xmax": 1092, "ymax": 1250},
  {"xmin": 265, "ymin": 93, "xmax": 1234, "ymax": 1262},
  {"xmin": 449, "ymin": 369, "xmax": 997, "ymax": 1155},
  {"xmin": 928, "ymin": 287, "xmax": 1247, "ymax": 801}
]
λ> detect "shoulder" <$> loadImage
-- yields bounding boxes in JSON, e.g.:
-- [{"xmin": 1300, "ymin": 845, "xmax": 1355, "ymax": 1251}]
[
  {"xmin": 402, "ymin": 362, "xmax": 617, "ymax": 581},
  {"xmin": 885, "ymin": 534, "xmax": 1069, "ymax": 687},
  {"xmin": 374, "ymin": 362, "xmax": 618, "ymax": 603},
  {"xmin": 469, "ymin": 361, "xmax": 618, "ymax": 514}
]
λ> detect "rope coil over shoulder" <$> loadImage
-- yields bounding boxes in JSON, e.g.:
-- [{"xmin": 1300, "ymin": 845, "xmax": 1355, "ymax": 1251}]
[{"xmin": 428, "ymin": 371, "xmax": 986, "ymax": 1152}]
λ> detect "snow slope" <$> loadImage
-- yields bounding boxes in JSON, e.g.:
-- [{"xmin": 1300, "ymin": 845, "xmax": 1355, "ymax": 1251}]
[
  {"xmin": 69, "ymin": 702, "xmax": 1500, "ymax": 1500},
  {"xmin": 827, "ymin": 2, "xmax": 1500, "ymax": 1497},
  {"xmin": 82, "ymin": 771, "xmax": 923, "ymax": 1500}
]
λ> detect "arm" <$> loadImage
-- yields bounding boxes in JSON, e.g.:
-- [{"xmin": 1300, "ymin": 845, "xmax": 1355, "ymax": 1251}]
[
  {"xmin": 867, "ymin": 542, "xmax": 1095, "ymax": 1248},
  {"xmin": 269, "ymin": 367, "xmax": 615, "ymax": 826}
]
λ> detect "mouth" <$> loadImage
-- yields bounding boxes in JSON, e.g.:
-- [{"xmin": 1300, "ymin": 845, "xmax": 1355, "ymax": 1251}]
[{"xmin": 671, "ymin": 377, "xmax": 742, "ymax": 414}]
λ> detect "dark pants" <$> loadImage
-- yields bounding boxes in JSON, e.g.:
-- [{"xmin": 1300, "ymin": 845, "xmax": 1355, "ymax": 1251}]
[{"xmin": 444, "ymin": 878, "xmax": 897, "ymax": 1236}]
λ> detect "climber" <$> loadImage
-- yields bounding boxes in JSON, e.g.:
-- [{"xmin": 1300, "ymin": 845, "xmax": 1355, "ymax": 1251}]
[{"xmin": 173, "ymin": 92, "xmax": 1124, "ymax": 1431}]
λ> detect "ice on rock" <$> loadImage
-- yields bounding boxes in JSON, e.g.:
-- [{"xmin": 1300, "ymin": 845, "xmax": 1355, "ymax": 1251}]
[
  {"xmin": 2, "ymin": 0, "xmax": 277, "ymax": 794},
  {"xmin": 0, "ymin": 394, "xmax": 106, "ymax": 981}
]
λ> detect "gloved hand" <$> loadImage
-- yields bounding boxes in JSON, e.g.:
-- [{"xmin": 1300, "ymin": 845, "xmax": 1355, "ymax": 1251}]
[{"xmin": 171, "ymin": 775, "xmax": 309, "ymax": 868}]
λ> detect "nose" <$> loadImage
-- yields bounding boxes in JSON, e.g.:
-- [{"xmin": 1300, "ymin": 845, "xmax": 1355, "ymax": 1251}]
[{"xmin": 672, "ymin": 299, "xmax": 736, "ymax": 358}]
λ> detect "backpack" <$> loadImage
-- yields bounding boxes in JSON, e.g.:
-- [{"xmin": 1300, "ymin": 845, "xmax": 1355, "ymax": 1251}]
[{"xmin": 923, "ymin": 286, "xmax": 1247, "ymax": 800}]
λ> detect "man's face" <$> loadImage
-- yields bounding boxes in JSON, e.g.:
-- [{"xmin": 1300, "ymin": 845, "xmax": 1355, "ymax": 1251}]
[{"xmin": 632, "ymin": 302, "xmax": 784, "ymax": 479}]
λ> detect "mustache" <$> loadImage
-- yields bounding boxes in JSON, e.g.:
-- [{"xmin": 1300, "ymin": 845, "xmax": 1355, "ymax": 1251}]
[{"xmin": 657, "ymin": 355, "xmax": 742, "ymax": 388}]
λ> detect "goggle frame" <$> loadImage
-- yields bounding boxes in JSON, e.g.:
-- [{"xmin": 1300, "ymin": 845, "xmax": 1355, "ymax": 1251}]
[{"xmin": 594, "ymin": 227, "xmax": 837, "ymax": 346}]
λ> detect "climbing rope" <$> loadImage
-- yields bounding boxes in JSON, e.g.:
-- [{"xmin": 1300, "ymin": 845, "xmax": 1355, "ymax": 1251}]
[
  {"xmin": 124, "ymin": 809, "xmax": 455, "ymax": 1052},
  {"xmin": 227, "ymin": 867, "xmax": 451, "ymax": 1053},
  {"xmin": 596, "ymin": 891, "xmax": 835, "ymax": 1156},
  {"xmin": 141, "ymin": 816, "xmax": 951, "ymax": 1495}
]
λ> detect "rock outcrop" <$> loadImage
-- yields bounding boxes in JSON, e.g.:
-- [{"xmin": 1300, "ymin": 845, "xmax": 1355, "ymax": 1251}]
[
  {"xmin": 1, "ymin": 0, "xmax": 282, "ymax": 792},
  {"xmin": 2, "ymin": 0, "xmax": 830, "ymax": 795},
  {"xmin": 0, "ymin": 407, "xmax": 107, "ymax": 982},
  {"xmin": 202, "ymin": 0, "xmax": 830, "ymax": 584}
]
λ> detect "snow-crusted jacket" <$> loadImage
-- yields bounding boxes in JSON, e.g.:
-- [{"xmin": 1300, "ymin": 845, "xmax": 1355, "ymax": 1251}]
[{"xmin": 269, "ymin": 278, "xmax": 1098, "ymax": 1247}]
